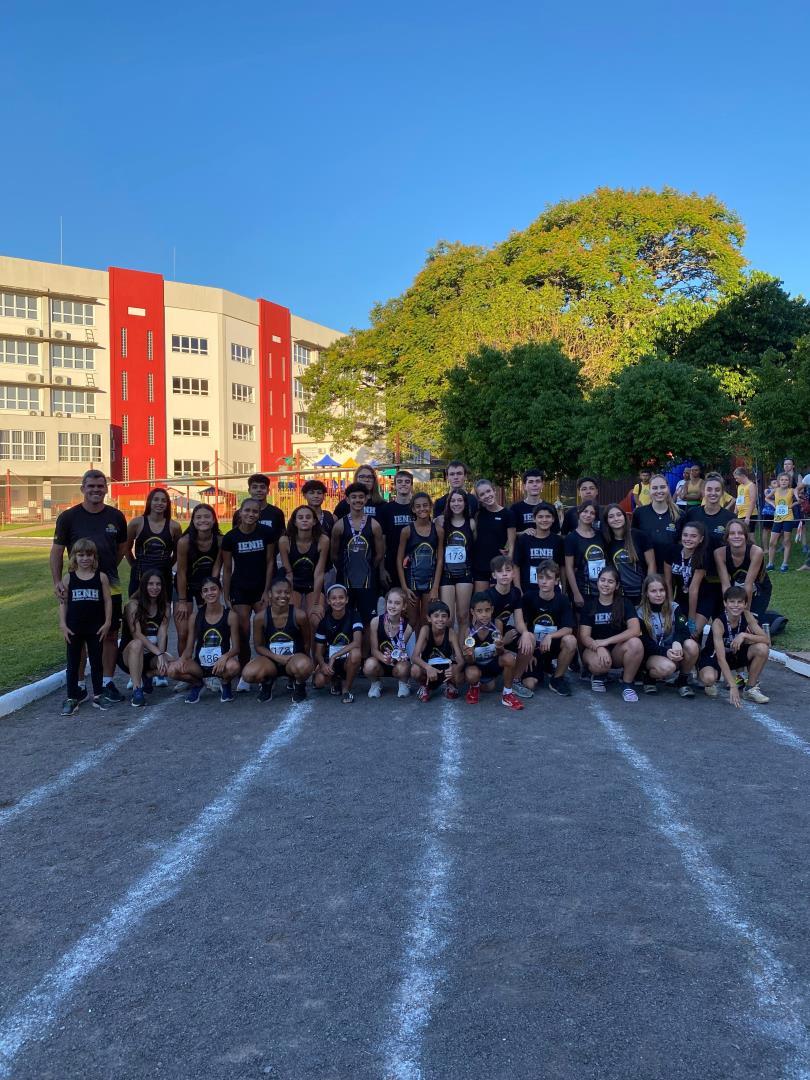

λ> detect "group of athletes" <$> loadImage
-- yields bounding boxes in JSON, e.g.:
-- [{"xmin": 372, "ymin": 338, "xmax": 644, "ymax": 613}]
[{"xmin": 51, "ymin": 458, "xmax": 808, "ymax": 717}]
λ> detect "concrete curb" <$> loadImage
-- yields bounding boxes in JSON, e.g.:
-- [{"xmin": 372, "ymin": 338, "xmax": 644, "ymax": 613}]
[
  {"xmin": 0, "ymin": 670, "xmax": 65, "ymax": 719},
  {"xmin": 769, "ymin": 648, "xmax": 810, "ymax": 678}
]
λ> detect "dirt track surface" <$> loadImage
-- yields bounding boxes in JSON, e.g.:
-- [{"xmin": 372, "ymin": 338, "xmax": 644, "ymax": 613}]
[{"xmin": 2, "ymin": 664, "xmax": 810, "ymax": 1079}]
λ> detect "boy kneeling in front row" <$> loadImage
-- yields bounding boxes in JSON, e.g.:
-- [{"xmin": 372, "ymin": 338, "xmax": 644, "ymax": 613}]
[
  {"xmin": 698, "ymin": 585, "xmax": 770, "ymax": 707},
  {"xmin": 462, "ymin": 592, "xmax": 525, "ymax": 710},
  {"xmin": 411, "ymin": 600, "xmax": 464, "ymax": 702},
  {"xmin": 516, "ymin": 560, "xmax": 577, "ymax": 697}
]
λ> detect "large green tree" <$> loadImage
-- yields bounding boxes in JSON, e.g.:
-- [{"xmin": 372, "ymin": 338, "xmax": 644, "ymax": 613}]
[
  {"xmin": 582, "ymin": 359, "xmax": 733, "ymax": 474},
  {"xmin": 442, "ymin": 341, "xmax": 586, "ymax": 481},
  {"xmin": 747, "ymin": 336, "xmax": 810, "ymax": 465},
  {"xmin": 303, "ymin": 188, "xmax": 746, "ymax": 451}
]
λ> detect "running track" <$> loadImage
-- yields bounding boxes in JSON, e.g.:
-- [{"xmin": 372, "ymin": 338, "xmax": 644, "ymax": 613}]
[{"xmin": 2, "ymin": 665, "xmax": 810, "ymax": 1080}]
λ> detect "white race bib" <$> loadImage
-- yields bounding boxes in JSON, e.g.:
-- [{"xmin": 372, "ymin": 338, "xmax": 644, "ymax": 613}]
[
  {"xmin": 529, "ymin": 566, "xmax": 538, "ymax": 584},
  {"xmin": 587, "ymin": 557, "xmax": 605, "ymax": 580},
  {"xmin": 534, "ymin": 623, "xmax": 556, "ymax": 638},
  {"xmin": 775, "ymin": 503, "xmax": 788, "ymax": 519},
  {"xmin": 269, "ymin": 639, "xmax": 295, "ymax": 656},
  {"xmin": 473, "ymin": 644, "xmax": 496, "ymax": 662},
  {"xmin": 328, "ymin": 644, "xmax": 345, "ymax": 659},
  {"xmin": 445, "ymin": 545, "xmax": 465, "ymax": 564},
  {"xmin": 428, "ymin": 655, "xmax": 452, "ymax": 667},
  {"xmin": 198, "ymin": 645, "xmax": 222, "ymax": 667},
  {"xmin": 736, "ymin": 493, "xmax": 745, "ymax": 506}
]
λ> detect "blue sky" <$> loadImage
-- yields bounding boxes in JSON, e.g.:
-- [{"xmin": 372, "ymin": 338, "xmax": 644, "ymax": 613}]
[{"xmin": 3, "ymin": 0, "xmax": 808, "ymax": 331}]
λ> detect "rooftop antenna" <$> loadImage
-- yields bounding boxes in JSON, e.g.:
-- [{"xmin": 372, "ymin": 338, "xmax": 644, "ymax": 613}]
[{"xmin": 59, "ymin": 216, "xmax": 63, "ymax": 264}]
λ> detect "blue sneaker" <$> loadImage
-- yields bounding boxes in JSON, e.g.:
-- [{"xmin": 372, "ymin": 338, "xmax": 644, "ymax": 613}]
[
  {"xmin": 220, "ymin": 681, "xmax": 234, "ymax": 703},
  {"xmin": 185, "ymin": 685, "xmax": 203, "ymax": 704},
  {"xmin": 131, "ymin": 687, "xmax": 146, "ymax": 708}
]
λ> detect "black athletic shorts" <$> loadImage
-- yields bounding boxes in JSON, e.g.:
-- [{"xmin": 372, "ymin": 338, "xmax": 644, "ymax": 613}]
[
  {"xmin": 110, "ymin": 592, "xmax": 123, "ymax": 634},
  {"xmin": 700, "ymin": 643, "xmax": 750, "ymax": 672},
  {"xmin": 229, "ymin": 584, "xmax": 265, "ymax": 607},
  {"xmin": 347, "ymin": 587, "xmax": 378, "ymax": 625}
]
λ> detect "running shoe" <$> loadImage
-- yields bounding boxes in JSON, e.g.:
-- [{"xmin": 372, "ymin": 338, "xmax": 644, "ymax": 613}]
[
  {"xmin": 548, "ymin": 676, "xmax": 571, "ymax": 697},
  {"xmin": 131, "ymin": 687, "xmax": 146, "ymax": 708},
  {"xmin": 330, "ymin": 676, "xmax": 342, "ymax": 696},
  {"xmin": 444, "ymin": 684, "xmax": 460, "ymax": 700},
  {"xmin": 590, "ymin": 676, "xmax": 607, "ymax": 693},
  {"xmin": 292, "ymin": 681, "xmax": 307, "ymax": 703},
  {"xmin": 367, "ymin": 680, "xmax": 382, "ymax": 698},
  {"xmin": 153, "ymin": 676, "xmax": 169, "ymax": 688},
  {"xmin": 465, "ymin": 684, "xmax": 480, "ymax": 705},
  {"xmin": 236, "ymin": 677, "xmax": 252, "ymax": 693},
  {"xmin": 397, "ymin": 681, "xmax": 411, "ymax": 698},
  {"xmin": 704, "ymin": 683, "xmax": 719, "ymax": 698},
  {"xmin": 622, "ymin": 684, "xmax": 639, "ymax": 703},
  {"xmin": 220, "ymin": 682, "xmax": 234, "ymax": 703},
  {"xmin": 678, "ymin": 683, "xmax": 695, "ymax": 698},
  {"xmin": 766, "ymin": 562, "xmax": 775, "ymax": 571},
  {"xmin": 501, "ymin": 691, "xmax": 525, "ymax": 711},
  {"xmin": 780, "ymin": 564, "xmax": 790, "ymax": 573},
  {"xmin": 257, "ymin": 681, "xmax": 274, "ymax": 703},
  {"xmin": 643, "ymin": 678, "xmax": 658, "ymax": 695},
  {"xmin": 743, "ymin": 684, "xmax": 770, "ymax": 704},
  {"xmin": 342, "ymin": 691, "xmax": 355, "ymax": 704},
  {"xmin": 417, "ymin": 685, "xmax": 431, "ymax": 702},
  {"xmin": 511, "ymin": 679, "xmax": 534, "ymax": 699},
  {"xmin": 92, "ymin": 694, "xmax": 112, "ymax": 711},
  {"xmin": 185, "ymin": 685, "xmax": 203, "ymax": 704},
  {"xmin": 101, "ymin": 682, "xmax": 124, "ymax": 704},
  {"xmin": 60, "ymin": 697, "xmax": 79, "ymax": 716}
]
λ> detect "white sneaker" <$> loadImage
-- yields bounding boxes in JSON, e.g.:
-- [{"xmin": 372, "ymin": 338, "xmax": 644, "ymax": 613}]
[
  {"xmin": 236, "ymin": 677, "xmax": 252, "ymax": 693},
  {"xmin": 743, "ymin": 684, "xmax": 770, "ymax": 704},
  {"xmin": 397, "ymin": 680, "xmax": 411, "ymax": 698},
  {"xmin": 368, "ymin": 680, "xmax": 382, "ymax": 698},
  {"xmin": 153, "ymin": 676, "xmax": 169, "ymax": 688},
  {"xmin": 704, "ymin": 683, "xmax": 719, "ymax": 698}
]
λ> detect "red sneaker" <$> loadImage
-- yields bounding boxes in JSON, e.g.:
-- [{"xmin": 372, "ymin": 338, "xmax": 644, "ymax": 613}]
[
  {"xmin": 501, "ymin": 691, "xmax": 525, "ymax": 711},
  {"xmin": 444, "ymin": 684, "xmax": 460, "ymax": 700},
  {"xmin": 465, "ymin": 684, "xmax": 480, "ymax": 705},
  {"xmin": 416, "ymin": 685, "xmax": 431, "ymax": 703}
]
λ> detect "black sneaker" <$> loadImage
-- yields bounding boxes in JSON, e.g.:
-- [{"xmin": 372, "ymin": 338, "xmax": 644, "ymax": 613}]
[
  {"xmin": 292, "ymin": 681, "xmax": 307, "ymax": 703},
  {"xmin": 101, "ymin": 682, "xmax": 124, "ymax": 704},
  {"xmin": 257, "ymin": 680, "xmax": 274, "ymax": 703},
  {"xmin": 549, "ymin": 676, "xmax": 571, "ymax": 697},
  {"xmin": 76, "ymin": 686, "xmax": 89, "ymax": 705},
  {"xmin": 60, "ymin": 697, "xmax": 80, "ymax": 716}
]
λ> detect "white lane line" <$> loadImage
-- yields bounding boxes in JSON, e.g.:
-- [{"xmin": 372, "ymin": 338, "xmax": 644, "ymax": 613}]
[
  {"xmin": 383, "ymin": 699, "xmax": 462, "ymax": 1080},
  {"xmin": 0, "ymin": 705, "xmax": 166, "ymax": 830},
  {"xmin": 746, "ymin": 706, "xmax": 810, "ymax": 758},
  {"xmin": 0, "ymin": 703, "xmax": 310, "ymax": 1079},
  {"xmin": 593, "ymin": 704, "xmax": 810, "ymax": 1078}
]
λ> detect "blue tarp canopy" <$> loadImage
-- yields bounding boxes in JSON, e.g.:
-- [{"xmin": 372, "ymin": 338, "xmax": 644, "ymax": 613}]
[{"xmin": 314, "ymin": 454, "xmax": 340, "ymax": 467}]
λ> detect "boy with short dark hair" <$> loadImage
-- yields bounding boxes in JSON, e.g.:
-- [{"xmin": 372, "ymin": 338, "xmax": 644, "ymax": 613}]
[
  {"xmin": 462, "ymin": 592, "xmax": 524, "ymax": 710},
  {"xmin": 518, "ymin": 560, "xmax": 577, "ymax": 697},
  {"xmin": 698, "ymin": 585, "xmax": 770, "ymax": 706}
]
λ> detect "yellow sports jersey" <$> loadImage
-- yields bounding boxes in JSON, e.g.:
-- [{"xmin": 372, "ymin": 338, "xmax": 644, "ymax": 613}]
[
  {"xmin": 632, "ymin": 482, "xmax": 651, "ymax": 507},
  {"xmin": 735, "ymin": 483, "xmax": 753, "ymax": 519},
  {"xmin": 773, "ymin": 489, "xmax": 795, "ymax": 522}
]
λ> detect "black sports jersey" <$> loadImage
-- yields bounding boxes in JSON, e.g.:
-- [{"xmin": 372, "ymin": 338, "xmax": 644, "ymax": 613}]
[
  {"xmin": 607, "ymin": 530, "xmax": 652, "ymax": 599},
  {"xmin": 315, "ymin": 610, "xmax": 363, "ymax": 656},
  {"xmin": 379, "ymin": 501, "xmax": 414, "ymax": 567},
  {"xmin": 485, "ymin": 585, "xmax": 522, "ymax": 627},
  {"xmin": 221, "ymin": 527, "xmax": 273, "ymax": 590},
  {"xmin": 263, "ymin": 605, "xmax": 305, "ymax": 656},
  {"xmin": 665, "ymin": 542, "xmax": 714, "ymax": 607},
  {"xmin": 120, "ymin": 605, "xmax": 162, "ymax": 653},
  {"xmin": 186, "ymin": 534, "xmax": 220, "ymax": 598},
  {"xmin": 403, "ymin": 522, "xmax": 439, "ymax": 591},
  {"xmin": 64, "ymin": 570, "xmax": 105, "ymax": 632},
  {"xmin": 288, "ymin": 538, "xmax": 320, "ymax": 592},
  {"xmin": 334, "ymin": 499, "xmax": 382, "ymax": 520},
  {"xmin": 467, "ymin": 622, "xmax": 500, "ymax": 664},
  {"xmin": 442, "ymin": 520, "xmax": 475, "ymax": 578},
  {"xmin": 631, "ymin": 504, "xmax": 680, "ymax": 568},
  {"xmin": 514, "ymin": 531, "xmax": 565, "ymax": 591},
  {"xmin": 680, "ymin": 505, "xmax": 736, "ymax": 546},
  {"xmin": 420, "ymin": 626, "xmax": 456, "ymax": 667},
  {"xmin": 473, "ymin": 507, "xmax": 515, "ymax": 576},
  {"xmin": 637, "ymin": 601, "xmax": 689, "ymax": 655},
  {"xmin": 562, "ymin": 504, "xmax": 602, "ymax": 536},
  {"xmin": 131, "ymin": 517, "xmax": 174, "ymax": 591},
  {"xmin": 520, "ymin": 590, "xmax": 574, "ymax": 643},
  {"xmin": 509, "ymin": 500, "xmax": 561, "ymax": 535},
  {"xmin": 336, "ymin": 515, "xmax": 376, "ymax": 589},
  {"xmin": 563, "ymin": 530, "xmax": 607, "ymax": 597},
  {"xmin": 54, "ymin": 504, "xmax": 127, "ymax": 586},
  {"xmin": 231, "ymin": 503, "xmax": 285, "ymax": 542},
  {"xmin": 376, "ymin": 614, "xmax": 410, "ymax": 658},
  {"xmin": 580, "ymin": 597, "xmax": 637, "ymax": 641},
  {"xmin": 193, "ymin": 605, "xmax": 232, "ymax": 667}
]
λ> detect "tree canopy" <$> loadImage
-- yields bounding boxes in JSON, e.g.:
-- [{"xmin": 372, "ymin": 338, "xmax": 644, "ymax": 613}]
[
  {"xmin": 442, "ymin": 342, "xmax": 586, "ymax": 482},
  {"xmin": 303, "ymin": 187, "xmax": 746, "ymax": 452},
  {"xmin": 747, "ymin": 336, "xmax": 810, "ymax": 465}
]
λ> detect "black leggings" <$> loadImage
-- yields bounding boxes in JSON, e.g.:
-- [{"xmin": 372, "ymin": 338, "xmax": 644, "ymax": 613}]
[{"xmin": 66, "ymin": 629, "xmax": 104, "ymax": 698}]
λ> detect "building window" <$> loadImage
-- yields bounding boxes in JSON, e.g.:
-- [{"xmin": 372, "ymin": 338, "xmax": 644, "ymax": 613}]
[
  {"xmin": 231, "ymin": 343, "xmax": 253, "ymax": 365},
  {"xmin": 173, "ymin": 418, "xmax": 209, "ymax": 437},
  {"xmin": 122, "ymin": 415, "xmax": 129, "ymax": 444},
  {"xmin": 0, "ymin": 429, "xmax": 46, "ymax": 460},
  {"xmin": 293, "ymin": 377, "xmax": 306, "ymax": 399},
  {"xmin": 52, "ymin": 389, "xmax": 95, "ymax": 415},
  {"xmin": 231, "ymin": 382, "xmax": 254, "ymax": 403},
  {"xmin": 173, "ymin": 459, "xmax": 210, "ymax": 476},
  {"xmin": 51, "ymin": 299, "xmax": 94, "ymax": 326},
  {"xmin": 232, "ymin": 422, "xmax": 255, "ymax": 441},
  {"xmin": 232, "ymin": 460, "xmax": 255, "ymax": 474},
  {"xmin": 0, "ymin": 339, "xmax": 39, "ymax": 366},
  {"xmin": 57, "ymin": 432, "xmax": 103, "ymax": 462},
  {"xmin": 121, "ymin": 327, "xmax": 127, "ymax": 358},
  {"xmin": 148, "ymin": 458, "xmax": 156, "ymax": 482},
  {"xmin": 51, "ymin": 344, "xmax": 95, "ymax": 370},
  {"xmin": 123, "ymin": 457, "xmax": 130, "ymax": 483},
  {"xmin": 0, "ymin": 385, "xmax": 40, "ymax": 411},
  {"xmin": 294, "ymin": 412, "xmax": 310, "ymax": 434},
  {"xmin": 147, "ymin": 372, "xmax": 154, "ymax": 402},
  {"xmin": 147, "ymin": 416, "xmax": 155, "ymax": 445},
  {"xmin": 1, "ymin": 292, "xmax": 38, "ymax": 319},
  {"xmin": 293, "ymin": 343, "xmax": 310, "ymax": 367},
  {"xmin": 147, "ymin": 330, "xmax": 153, "ymax": 360},
  {"xmin": 121, "ymin": 371, "xmax": 128, "ymax": 400},
  {"xmin": 171, "ymin": 376, "xmax": 208, "ymax": 396},
  {"xmin": 171, "ymin": 334, "xmax": 208, "ymax": 355}
]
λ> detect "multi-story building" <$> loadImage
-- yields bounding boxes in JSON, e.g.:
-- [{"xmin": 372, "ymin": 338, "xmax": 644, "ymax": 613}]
[{"xmin": 0, "ymin": 255, "xmax": 345, "ymax": 517}]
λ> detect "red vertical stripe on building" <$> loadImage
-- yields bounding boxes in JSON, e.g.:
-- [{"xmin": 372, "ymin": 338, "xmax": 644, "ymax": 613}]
[
  {"xmin": 108, "ymin": 268, "xmax": 166, "ymax": 497},
  {"xmin": 257, "ymin": 299, "xmax": 291, "ymax": 470}
]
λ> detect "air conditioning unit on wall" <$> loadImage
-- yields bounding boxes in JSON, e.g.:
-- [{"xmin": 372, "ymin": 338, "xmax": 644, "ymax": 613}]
[{"xmin": 26, "ymin": 327, "xmax": 43, "ymax": 337}]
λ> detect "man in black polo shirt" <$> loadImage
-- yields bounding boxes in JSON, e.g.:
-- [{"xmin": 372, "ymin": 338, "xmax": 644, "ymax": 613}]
[
  {"xmin": 51, "ymin": 469, "xmax": 129, "ymax": 702},
  {"xmin": 233, "ymin": 473, "xmax": 286, "ymax": 543}
]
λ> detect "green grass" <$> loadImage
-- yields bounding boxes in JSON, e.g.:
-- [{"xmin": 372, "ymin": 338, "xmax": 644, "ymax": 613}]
[
  {"xmin": 0, "ymin": 547, "xmax": 65, "ymax": 693},
  {"xmin": 768, "ymin": 544, "xmax": 810, "ymax": 654},
  {"xmin": 0, "ymin": 524, "xmax": 54, "ymax": 536}
]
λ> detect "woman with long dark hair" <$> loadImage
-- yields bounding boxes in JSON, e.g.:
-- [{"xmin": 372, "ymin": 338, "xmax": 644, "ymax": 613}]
[
  {"xmin": 174, "ymin": 503, "xmax": 222, "ymax": 656},
  {"xmin": 125, "ymin": 487, "xmax": 181, "ymax": 598}
]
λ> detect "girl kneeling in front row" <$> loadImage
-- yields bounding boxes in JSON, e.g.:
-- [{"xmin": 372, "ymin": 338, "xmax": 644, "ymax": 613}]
[
  {"xmin": 243, "ymin": 577, "xmax": 313, "ymax": 703},
  {"xmin": 168, "ymin": 577, "xmax": 241, "ymax": 703},
  {"xmin": 365, "ymin": 587, "xmax": 414, "ymax": 698},
  {"xmin": 119, "ymin": 571, "xmax": 173, "ymax": 707},
  {"xmin": 313, "ymin": 584, "xmax": 363, "ymax": 703},
  {"xmin": 578, "ymin": 566, "xmax": 644, "ymax": 701},
  {"xmin": 411, "ymin": 600, "xmax": 464, "ymax": 702},
  {"xmin": 636, "ymin": 573, "xmax": 698, "ymax": 697}
]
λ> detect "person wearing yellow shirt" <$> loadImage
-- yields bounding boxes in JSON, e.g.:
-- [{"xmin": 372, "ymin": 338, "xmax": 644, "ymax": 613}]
[
  {"xmin": 732, "ymin": 465, "xmax": 758, "ymax": 528},
  {"xmin": 765, "ymin": 472, "xmax": 800, "ymax": 572},
  {"xmin": 630, "ymin": 468, "xmax": 652, "ymax": 511}
]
